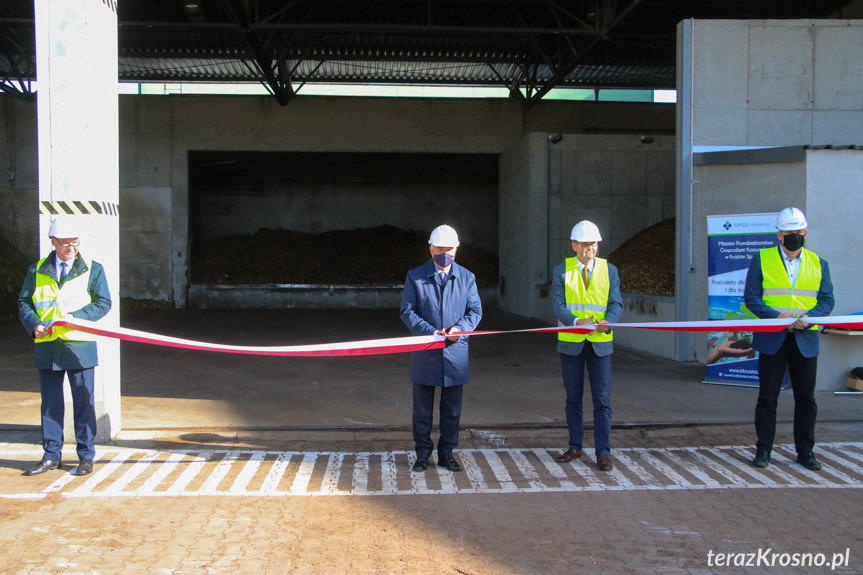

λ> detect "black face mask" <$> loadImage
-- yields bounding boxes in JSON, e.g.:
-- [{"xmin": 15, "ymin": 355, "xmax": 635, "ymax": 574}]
[{"xmin": 782, "ymin": 233, "xmax": 805, "ymax": 251}]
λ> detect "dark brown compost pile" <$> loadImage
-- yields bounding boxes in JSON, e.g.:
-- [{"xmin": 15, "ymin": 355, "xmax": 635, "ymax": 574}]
[
  {"xmin": 606, "ymin": 218, "xmax": 675, "ymax": 296},
  {"xmin": 192, "ymin": 225, "xmax": 499, "ymax": 288}
]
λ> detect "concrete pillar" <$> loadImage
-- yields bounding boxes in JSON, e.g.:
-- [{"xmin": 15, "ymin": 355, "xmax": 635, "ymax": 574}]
[
  {"xmin": 35, "ymin": 0, "xmax": 121, "ymax": 441},
  {"xmin": 498, "ymin": 133, "xmax": 549, "ymax": 320}
]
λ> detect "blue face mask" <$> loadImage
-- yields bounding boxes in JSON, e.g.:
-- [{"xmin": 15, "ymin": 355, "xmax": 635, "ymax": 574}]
[{"xmin": 433, "ymin": 252, "xmax": 455, "ymax": 268}]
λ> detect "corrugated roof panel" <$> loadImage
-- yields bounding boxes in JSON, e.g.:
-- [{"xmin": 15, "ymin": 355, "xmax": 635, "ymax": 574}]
[{"xmin": 0, "ymin": 0, "xmax": 856, "ymax": 103}]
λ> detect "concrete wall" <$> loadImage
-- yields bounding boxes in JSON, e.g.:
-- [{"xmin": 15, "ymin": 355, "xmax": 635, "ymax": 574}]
[
  {"xmin": 614, "ymin": 293, "xmax": 677, "ymax": 359},
  {"xmin": 546, "ymin": 134, "xmax": 676, "ymax": 262},
  {"xmin": 804, "ymin": 149, "xmax": 863, "ymax": 390},
  {"xmin": 498, "ymin": 132, "xmax": 676, "ymax": 324},
  {"xmin": 689, "ymin": 20, "xmax": 863, "ymax": 147},
  {"xmin": 676, "ymin": 18, "xmax": 863, "ymax": 362},
  {"xmin": 0, "ymin": 94, "xmax": 674, "ymax": 307}
]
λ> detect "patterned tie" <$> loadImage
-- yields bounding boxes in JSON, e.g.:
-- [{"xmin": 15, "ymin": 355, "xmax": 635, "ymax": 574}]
[
  {"xmin": 581, "ymin": 265, "xmax": 589, "ymax": 289},
  {"xmin": 59, "ymin": 261, "xmax": 68, "ymax": 283}
]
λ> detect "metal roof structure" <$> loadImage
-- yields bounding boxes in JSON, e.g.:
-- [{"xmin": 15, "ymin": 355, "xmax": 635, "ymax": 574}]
[{"xmin": 0, "ymin": 0, "xmax": 857, "ymax": 106}]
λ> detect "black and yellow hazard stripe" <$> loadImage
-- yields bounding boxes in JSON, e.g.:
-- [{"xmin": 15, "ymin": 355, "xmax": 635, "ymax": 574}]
[{"xmin": 40, "ymin": 200, "xmax": 119, "ymax": 217}]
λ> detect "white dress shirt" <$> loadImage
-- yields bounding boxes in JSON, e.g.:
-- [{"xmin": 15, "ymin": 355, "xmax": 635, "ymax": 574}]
[{"xmin": 783, "ymin": 252, "xmax": 801, "ymax": 287}]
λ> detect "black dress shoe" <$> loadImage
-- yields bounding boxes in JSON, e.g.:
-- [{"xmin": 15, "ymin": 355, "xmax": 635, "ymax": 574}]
[
  {"xmin": 75, "ymin": 459, "xmax": 94, "ymax": 476},
  {"xmin": 438, "ymin": 454, "xmax": 463, "ymax": 472},
  {"xmin": 412, "ymin": 458, "xmax": 429, "ymax": 472},
  {"xmin": 796, "ymin": 453, "xmax": 822, "ymax": 471},
  {"xmin": 751, "ymin": 450, "xmax": 770, "ymax": 468},
  {"xmin": 24, "ymin": 459, "xmax": 62, "ymax": 476}
]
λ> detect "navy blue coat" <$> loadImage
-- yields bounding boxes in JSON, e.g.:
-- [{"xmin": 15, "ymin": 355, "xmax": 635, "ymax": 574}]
[
  {"xmin": 552, "ymin": 260, "xmax": 623, "ymax": 358},
  {"xmin": 399, "ymin": 260, "xmax": 482, "ymax": 387},
  {"xmin": 743, "ymin": 248, "xmax": 834, "ymax": 358},
  {"xmin": 18, "ymin": 251, "xmax": 112, "ymax": 370}
]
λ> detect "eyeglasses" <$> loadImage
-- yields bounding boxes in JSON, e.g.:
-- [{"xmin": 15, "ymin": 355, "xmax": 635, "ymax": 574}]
[
  {"xmin": 575, "ymin": 242, "xmax": 598, "ymax": 249},
  {"xmin": 53, "ymin": 239, "xmax": 79, "ymax": 248}
]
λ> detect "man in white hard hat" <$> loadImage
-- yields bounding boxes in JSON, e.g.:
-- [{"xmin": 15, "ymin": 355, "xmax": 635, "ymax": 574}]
[
  {"xmin": 17, "ymin": 216, "xmax": 112, "ymax": 476},
  {"xmin": 400, "ymin": 224, "xmax": 482, "ymax": 473},
  {"xmin": 552, "ymin": 220, "xmax": 622, "ymax": 471},
  {"xmin": 744, "ymin": 207, "xmax": 834, "ymax": 471}
]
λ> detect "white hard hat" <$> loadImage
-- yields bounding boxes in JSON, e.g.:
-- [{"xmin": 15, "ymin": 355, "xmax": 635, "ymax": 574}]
[
  {"xmin": 776, "ymin": 207, "xmax": 807, "ymax": 231},
  {"xmin": 570, "ymin": 220, "xmax": 602, "ymax": 242},
  {"xmin": 428, "ymin": 224, "xmax": 460, "ymax": 248},
  {"xmin": 48, "ymin": 216, "xmax": 80, "ymax": 239}
]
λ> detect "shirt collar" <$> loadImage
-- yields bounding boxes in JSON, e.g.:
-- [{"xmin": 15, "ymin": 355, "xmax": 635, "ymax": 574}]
[
  {"xmin": 782, "ymin": 247, "xmax": 802, "ymax": 262},
  {"xmin": 431, "ymin": 260, "xmax": 456, "ymax": 277}
]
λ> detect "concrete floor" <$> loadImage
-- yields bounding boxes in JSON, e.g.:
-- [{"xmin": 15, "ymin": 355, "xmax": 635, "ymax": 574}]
[{"xmin": 2, "ymin": 307, "xmax": 861, "ymax": 445}]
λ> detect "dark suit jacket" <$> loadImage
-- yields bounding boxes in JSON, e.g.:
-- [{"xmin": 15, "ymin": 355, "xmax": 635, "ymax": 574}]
[{"xmin": 743, "ymin": 247, "xmax": 834, "ymax": 358}]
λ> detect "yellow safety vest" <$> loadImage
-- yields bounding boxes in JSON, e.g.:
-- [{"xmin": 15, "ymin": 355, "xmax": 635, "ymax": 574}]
[
  {"xmin": 760, "ymin": 247, "xmax": 821, "ymax": 330},
  {"xmin": 32, "ymin": 256, "xmax": 97, "ymax": 342},
  {"xmin": 559, "ymin": 257, "xmax": 613, "ymax": 343}
]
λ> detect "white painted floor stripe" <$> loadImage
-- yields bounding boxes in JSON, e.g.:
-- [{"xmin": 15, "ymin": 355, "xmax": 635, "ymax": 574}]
[
  {"xmin": 199, "ymin": 451, "xmax": 239, "ymax": 494},
  {"xmin": 819, "ymin": 446, "xmax": 863, "ymax": 477},
  {"xmin": 571, "ymin": 449, "xmax": 610, "ymax": 491},
  {"xmin": 435, "ymin": 460, "xmax": 458, "ymax": 493},
  {"xmin": 69, "ymin": 451, "xmax": 129, "ymax": 496},
  {"xmin": 409, "ymin": 454, "xmax": 430, "ymax": 493},
  {"xmin": 639, "ymin": 450, "xmax": 699, "ymax": 488},
  {"xmin": 531, "ymin": 449, "xmax": 577, "ymax": 490},
  {"xmin": 682, "ymin": 448, "xmax": 745, "ymax": 487},
  {"xmin": 773, "ymin": 445, "xmax": 861, "ymax": 486},
  {"xmin": 732, "ymin": 446, "xmax": 808, "ymax": 487},
  {"xmin": 104, "ymin": 450, "xmax": 163, "ymax": 494},
  {"xmin": 259, "ymin": 452, "xmax": 291, "ymax": 494},
  {"xmin": 138, "ymin": 451, "xmax": 187, "ymax": 493},
  {"xmin": 480, "ymin": 450, "xmax": 518, "ymax": 492},
  {"xmin": 229, "ymin": 451, "xmax": 266, "ymax": 494},
  {"xmin": 509, "ymin": 450, "xmax": 546, "ymax": 491},
  {"xmin": 836, "ymin": 444, "xmax": 863, "ymax": 465},
  {"xmin": 353, "ymin": 453, "xmax": 370, "ymax": 495},
  {"xmin": 289, "ymin": 453, "xmax": 316, "ymax": 495},
  {"xmin": 320, "ymin": 453, "xmax": 345, "ymax": 495},
  {"xmin": 2, "ymin": 442, "xmax": 861, "ymax": 499},
  {"xmin": 458, "ymin": 450, "xmax": 488, "ymax": 492},
  {"xmin": 712, "ymin": 448, "xmax": 777, "ymax": 485},
  {"xmin": 380, "ymin": 452, "xmax": 398, "ymax": 494},
  {"xmin": 167, "ymin": 451, "xmax": 213, "ymax": 494},
  {"xmin": 612, "ymin": 450, "xmax": 664, "ymax": 489}
]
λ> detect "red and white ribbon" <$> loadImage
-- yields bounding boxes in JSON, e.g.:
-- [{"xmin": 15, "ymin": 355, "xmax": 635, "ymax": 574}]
[
  {"xmin": 49, "ymin": 318, "xmax": 444, "ymax": 357},
  {"xmin": 49, "ymin": 315, "xmax": 863, "ymax": 358},
  {"xmin": 605, "ymin": 316, "xmax": 862, "ymax": 333}
]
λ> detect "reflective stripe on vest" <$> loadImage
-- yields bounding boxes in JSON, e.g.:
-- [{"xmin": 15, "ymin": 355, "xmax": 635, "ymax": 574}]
[
  {"xmin": 759, "ymin": 247, "xmax": 821, "ymax": 329},
  {"xmin": 32, "ymin": 256, "xmax": 97, "ymax": 342},
  {"xmin": 559, "ymin": 257, "xmax": 613, "ymax": 343}
]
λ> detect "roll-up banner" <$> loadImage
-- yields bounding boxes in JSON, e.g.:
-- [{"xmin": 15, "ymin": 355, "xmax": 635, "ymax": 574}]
[{"xmin": 705, "ymin": 213, "xmax": 781, "ymax": 386}]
